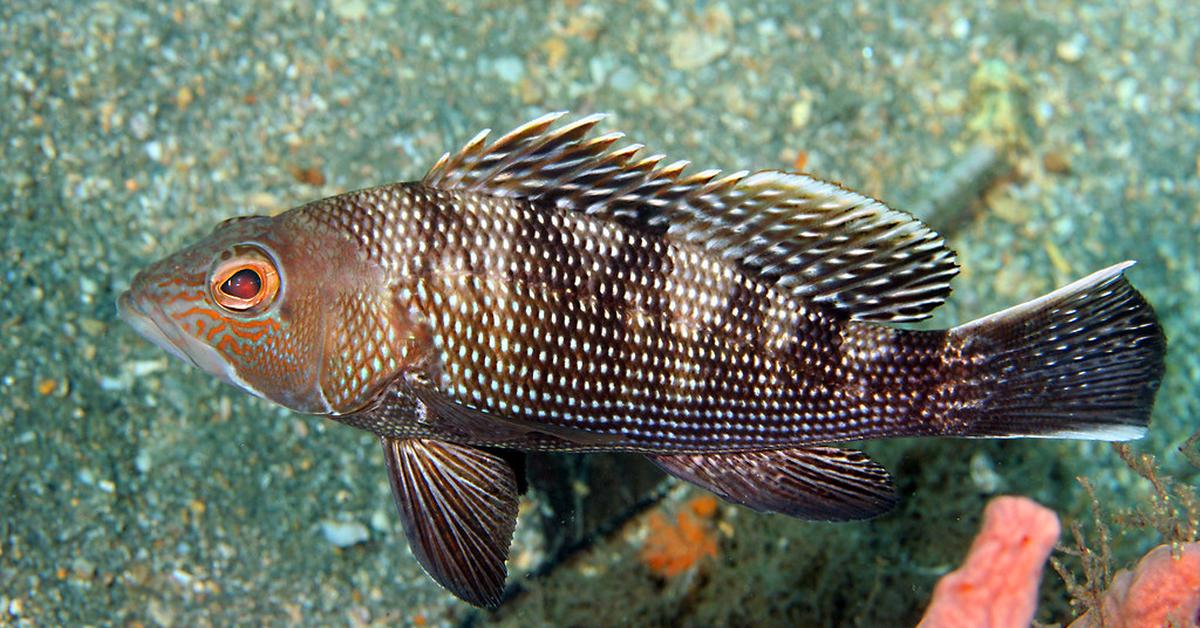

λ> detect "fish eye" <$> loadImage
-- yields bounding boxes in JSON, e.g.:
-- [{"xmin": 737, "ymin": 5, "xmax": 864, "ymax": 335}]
[
  {"xmin": 220, "ymin": 268, "xmax": 262, "ymax": 300},
  {"xmin": 210, "ymin": 246, "xmax": 280, "ymax": 312}
]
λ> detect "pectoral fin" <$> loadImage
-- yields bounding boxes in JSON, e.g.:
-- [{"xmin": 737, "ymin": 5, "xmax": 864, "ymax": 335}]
[
  {"xmin": 648, "ymin": 447, "xmax": 897, "ymax": 521},
  {"xmin": 381, "ymin": 437, "xmax": 519, "ymax": 608}
]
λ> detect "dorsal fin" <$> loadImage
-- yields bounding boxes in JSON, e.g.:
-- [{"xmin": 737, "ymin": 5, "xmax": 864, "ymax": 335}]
[{"xmin": 424, "ymin": 113, "xmax": 959, "ymax": 322}]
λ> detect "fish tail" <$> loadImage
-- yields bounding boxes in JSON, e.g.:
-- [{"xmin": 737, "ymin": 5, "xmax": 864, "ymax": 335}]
[{"xmin": 947, "ymin": 262, "xmax": 1165, "ymax": 440}]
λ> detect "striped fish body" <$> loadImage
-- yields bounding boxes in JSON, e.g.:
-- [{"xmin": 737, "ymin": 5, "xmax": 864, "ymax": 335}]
[
  {"xmin": 306, "ymin": 183, "xmax": 956, "ymax": 453},
  {"xmin": 119, "ymin": 114, "xmax": 1166, "ymax": 607}
]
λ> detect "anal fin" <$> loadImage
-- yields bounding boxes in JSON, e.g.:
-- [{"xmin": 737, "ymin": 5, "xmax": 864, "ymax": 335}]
[
  {"xmin": 648, "ymin": 447, "xmax": 898, "ymax": 521},
  {"xmin": 381, "ymin": 437, "xmax": 519, "ymax": 608}
]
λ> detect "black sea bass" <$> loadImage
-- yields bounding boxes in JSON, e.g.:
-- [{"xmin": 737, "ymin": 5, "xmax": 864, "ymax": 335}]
[{"xmin": 118, "ymin": 113, "xmax": 1166, "ymax": 607}]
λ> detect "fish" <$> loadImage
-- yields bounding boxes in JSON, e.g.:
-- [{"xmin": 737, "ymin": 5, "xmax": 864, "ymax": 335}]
[{"xmin": 118, "ymin": 112, "xmax": 1167, "ymax": 607}]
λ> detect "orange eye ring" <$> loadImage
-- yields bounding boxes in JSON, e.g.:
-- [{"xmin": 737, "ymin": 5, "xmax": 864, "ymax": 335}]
[{"xmin": 210, "ymin": 248, "xmax": 280, "ymax": 312}]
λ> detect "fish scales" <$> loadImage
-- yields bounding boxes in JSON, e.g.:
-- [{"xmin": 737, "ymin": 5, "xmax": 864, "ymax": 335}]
[
  {"xmin": 300, "ymin": 183, "xmax": 959, "ymax": 452},
  {"xmin": 119, "ymin": 112, "xmax": 1166, "ymax": 607}
]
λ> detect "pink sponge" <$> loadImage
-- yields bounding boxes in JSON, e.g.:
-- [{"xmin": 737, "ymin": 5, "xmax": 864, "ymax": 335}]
[
  {"xmin": 1069, "ymin": 542, "xmax": 1200, "ymax": 628},
  {"xmin": 919, "ymin": 496, "xmax": 1061, "ymax": 628}
]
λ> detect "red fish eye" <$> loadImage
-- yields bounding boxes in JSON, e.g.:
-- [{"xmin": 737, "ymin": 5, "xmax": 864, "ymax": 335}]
[
  {"xmin": 220, "ymin": 268, "xmax": 262, "ymax": 300},
  {"xmin": 210, "ymin": 248, "xmax": 280, "ymax": 312}
]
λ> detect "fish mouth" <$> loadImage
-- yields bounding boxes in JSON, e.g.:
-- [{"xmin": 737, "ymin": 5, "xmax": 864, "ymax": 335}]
[
  {"xmin": 118, "ymin": 291, "xmax": 199, "ymax": 367},
  {"xmin": 117, "ymin": 291, "xmax": 241, "ymax": 388}
]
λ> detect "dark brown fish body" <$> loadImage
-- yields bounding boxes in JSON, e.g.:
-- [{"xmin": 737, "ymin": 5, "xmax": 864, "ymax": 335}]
[
  {"xmin": 308, "ymin": 183, "xmax": 963, "ymax": 452},
  {"xmin": 119, "ymin": 113, "xmax": 1166, "ymax": 607}
]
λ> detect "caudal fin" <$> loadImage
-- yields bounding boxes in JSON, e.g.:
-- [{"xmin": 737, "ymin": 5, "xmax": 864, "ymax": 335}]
[{"xmin": 948, "ymin": 262, "xmax": 1165, "ymax": 441}]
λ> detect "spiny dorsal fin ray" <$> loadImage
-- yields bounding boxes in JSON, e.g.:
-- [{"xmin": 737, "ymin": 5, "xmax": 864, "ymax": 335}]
[{"xmin": 424, "ymin": 113, "xmax": 959, "ymax": 322}]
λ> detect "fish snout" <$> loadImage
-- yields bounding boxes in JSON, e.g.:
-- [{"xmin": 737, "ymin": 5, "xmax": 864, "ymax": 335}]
[{"xmin": 117, "ymin": 287, "xmax": 202, "ymax": 369}]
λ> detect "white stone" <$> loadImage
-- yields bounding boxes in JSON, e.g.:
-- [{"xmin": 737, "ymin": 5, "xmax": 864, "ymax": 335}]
[{"xmin": 320, "ymin": 519, "xmax": 370, "ymax": 548}]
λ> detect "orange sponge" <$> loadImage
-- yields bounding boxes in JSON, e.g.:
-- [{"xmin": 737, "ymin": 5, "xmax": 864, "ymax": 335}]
[
  {"xmin": 919, "ymin": 496, "xmax": 1061, "ymax": 628},
  {"xmin": 1070, "ymin": 542, "xmax": 1200, "ymax": 628},
  {"xmin": 639, "ymin": 503, "xmax": 720, "ymax": 579}
]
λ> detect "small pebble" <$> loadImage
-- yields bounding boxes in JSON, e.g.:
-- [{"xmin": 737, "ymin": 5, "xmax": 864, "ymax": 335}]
[
  {"xmin": 1043, "ymin": 151, "xmax": 1071, "ymax": 174},
  {"xmin": 936, "ymin": 89, "xmax": 966, "ymax": 113},
  {"xmin": 144, "ymin": 141, "xmax": 163, "ymax": 162},
  {"xmin": 79, "ymin": 276, "xmax": 98, "ymax": 297},
  {"xmin": 541, "ymin": 37, "xmax": 567, "ymax": 69},
  {"xmin": 134, "ymin": 450, "xmax": 152, "ymax": 474},
  {"xmin": 1116, "ymin": 77, "xmax": 1139, "ymax": 107},
  {"xmin": 667, "ymin": 5, "xmax": 732, "ymax": 70},
  {"xmin": 969, "ymin": 452, "xmax": 1003, "ymax": 493},
  {"xmin": 79, "ymin": 318, "xmax": 105, "ymax": 336},
  {"xmin": 668, "ymin": 32, "xmax": 729, "ymax": 70},
  {"xmin": 10, "ymin": 170, "xmax": 32, "ymax": 191},
  {"xmin": 321, "ymin": 520, "xmax": 370, "ymax": 548},
  {"xmin": 331, "ymin": 0, "xmax": 367, "ymax": 20},
  {"xmin": 171, "ymin": 569, "xmax": 193, "ymax": 587},
  {"xmin": 951, "ymin": 17, "xmax": 970, "ymax": 39},
  {"xmin": 99, "ymin": 376, "xmax": 127, "ymax": 392},
  {"xmin": 492, "ymin": 56, "xmax": 524, "ymax": 84},
  {"xmin": 129, "ymin": 111, "xmax": 151, "ymax": 140},
  {"xmin": 128, "ymin": 359, "xmax": 166, "ymax": 377},
  {"xmin": 370, "ymin": 509, "xmax": 391, "ymax": 532},
  {"xmin": 790, "ymin": 95, "xmax": 813, "ymax": 129},
  {"xmin": 175, "ymin": 86, "xmax": 193, "ymax": 111},
  {"xmin": 289, "ymin": 165, "xmax": 325, "ymax": 187},
  {"xmin": 41, "ymin": 135, "xmax": 57, "ymax": 159},
  {"xmin": 609, "ymin": 66, "xmax": 638, "ymax": 93},
  {"xmin": 1056, "ymin": 34, "xmax": 1086, "ymax": 63},
  {"xmin": 72, "ymin": 559, "xmax": 97, "ymax": 581}
]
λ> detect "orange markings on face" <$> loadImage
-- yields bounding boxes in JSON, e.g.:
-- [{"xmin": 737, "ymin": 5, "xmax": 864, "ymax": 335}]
[
  {"xmin": 229, "ymin": 323, "xmax": 270, "ymax": 342},
  {"xmin": 155, "ymin": 276, "xmax": 193, "ymax": 288},
  {"xmin": 216, "ymin": 335, "xmax": 244, "ymax": 357},
  {"xmin": 173, "ymin": 306, "xmax": 224, "ymax": 321},
  {"xmin": 228, "ymin": 317, "xmax": 280, "ymax": 330},
  {"xmin": 210, "ymin": 247, "xmax": 280, "ymax": 313},
  {"xmin": 172, "ymin": 291, "xmax": 206, "ymax": 303},
  {"xmin": 205, "ymin": 322, "xmax": 227, "ymax": 342},
  {"xmin": 157, "ymin": 289, "xmax": 205, "ymax": 309}
]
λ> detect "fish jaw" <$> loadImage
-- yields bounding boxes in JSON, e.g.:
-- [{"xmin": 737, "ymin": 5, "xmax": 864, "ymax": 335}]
[{"xmin": 117, "ymin": 289, "xmax": 263, "ymax": 396}]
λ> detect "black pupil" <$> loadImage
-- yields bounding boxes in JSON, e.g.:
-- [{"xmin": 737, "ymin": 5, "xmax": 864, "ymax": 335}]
[{"xmin": 220, "ymin": 268, "xmax": 262, "ymax": 300}]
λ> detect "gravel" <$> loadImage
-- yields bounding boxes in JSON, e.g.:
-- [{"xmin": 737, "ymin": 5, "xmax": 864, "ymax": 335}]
[{"xmin": 2, "ymin": 0, "xmax": 1196, "ymax": 625}]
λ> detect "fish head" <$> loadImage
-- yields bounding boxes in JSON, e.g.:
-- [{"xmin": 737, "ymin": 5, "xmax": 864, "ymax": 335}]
[{"xmin": 118, "ymin": 212, "xmax": 385, "ymax": 415}]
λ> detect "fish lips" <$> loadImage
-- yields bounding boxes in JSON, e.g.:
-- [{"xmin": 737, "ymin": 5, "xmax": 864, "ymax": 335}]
[{"xmin": 117, "ymin": 291, "xmax": 242, "ymax": 389}]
